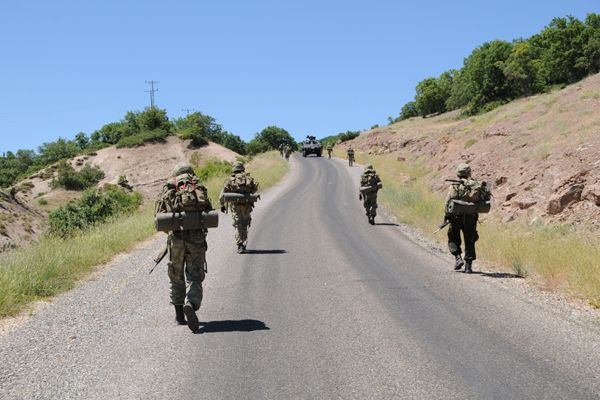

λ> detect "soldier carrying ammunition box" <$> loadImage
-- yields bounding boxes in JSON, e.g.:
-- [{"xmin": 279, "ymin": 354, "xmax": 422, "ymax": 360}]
[
  {"xmin": 347, "ymin": 146, "xmax": 355, "ymax": 166},
  {"xmin": 154, "ymin": 163, "xmax": 216, "ymax": 332},
  {"xmin": 443, "ymin": 163, "xmax": 492, "ymax": 273},
  {"xmin": 359, "ymin": 164, "xmax": 382, "ymax": 225},
  {"xmin": 219, "ymin": 162, "xmax": 260, "ymax": 253}
]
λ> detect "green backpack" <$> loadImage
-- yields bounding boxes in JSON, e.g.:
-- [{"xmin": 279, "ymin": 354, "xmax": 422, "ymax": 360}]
[
  {"xmin": 227, "ymin": 173, "xmax": 257, "ymax": 194},
  {"xmin": 156, "ymin": 173, "xmax": 211, "ymax": 213},
  {"xmin": 458, "ymin": 179, "xmax": 491, "ymax": 203}
]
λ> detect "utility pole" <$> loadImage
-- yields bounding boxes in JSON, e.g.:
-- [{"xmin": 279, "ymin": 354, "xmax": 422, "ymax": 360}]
[
  {"xmin": 182, "ymin": 108, "xmax": 195, "ymax": 117},
  {"xmin": 145, "ymin": 80, "xmax": 159, "ymax": 108}
]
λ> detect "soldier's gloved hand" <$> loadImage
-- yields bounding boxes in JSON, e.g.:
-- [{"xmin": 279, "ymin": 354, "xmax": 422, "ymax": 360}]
[
  {"xmin": 359, "ymin": 193, "xmax": 363, "ymax": 201},
  {"xmin": 220, "ymin": 206, "xmax": 226, "ymax": 213}
]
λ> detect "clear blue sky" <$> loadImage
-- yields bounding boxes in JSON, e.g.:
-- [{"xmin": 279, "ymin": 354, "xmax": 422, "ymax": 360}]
[{"xmin": 0, "ymin": 0, "xmax": 596, "ymax": 153}]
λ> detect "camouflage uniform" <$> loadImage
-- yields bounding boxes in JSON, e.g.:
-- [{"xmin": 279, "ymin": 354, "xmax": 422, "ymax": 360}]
[
  {"xmin": 445, "ymin": 163, "xmax": 478, "ymax": 273},
  {"xmin": 360, "ymin": 165, "xmax": 381, "ymax": 225},
  {"xmin": 284, "ymin": 144, "xmax": 292, "ymax": 160},
  {"xmin": 220, "ymin": 163, "xmax": 259, "ymax": 253},
  {"xmin": 326, "ymin": 144, "xmax": 333, "ymax": 159},
  {"xmin": 155, "ymin": 163, "xmax": 212, "ymax": 331},
  {"xmin": 347, "ymin": 147, "xmax": 355, "ymax": 166}
]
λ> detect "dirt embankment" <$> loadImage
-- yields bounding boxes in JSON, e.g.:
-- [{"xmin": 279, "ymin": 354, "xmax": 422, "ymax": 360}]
[
  {"xmin": 339, "ymin": 72, "xmax": 600, "ymax": 226},
  {"xmin": 0, "ymin": 136, "xmax": 239, "ymax": 250}
]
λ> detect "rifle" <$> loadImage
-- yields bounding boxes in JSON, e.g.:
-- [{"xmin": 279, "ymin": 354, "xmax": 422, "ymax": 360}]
[
  {"xmin": 433, "ymin": 220, "xmax": 450, "ymax": 234},
  {"xmin": 149, "ymin": 242, "xmax": 169, "ymax": 274}
]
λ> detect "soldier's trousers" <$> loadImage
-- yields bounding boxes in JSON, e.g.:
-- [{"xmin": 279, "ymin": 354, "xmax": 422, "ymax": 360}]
[
  {"xmin": 447, "ymin": 214, "xmax": 479, "ymax": 262},
  {"xmin": 349, "ymin": 157, "xmax": 354, "ymax": 166},
  {"xmin": 363, "ymin": 192, "xmax": 378, "ymax": 217},
  {"xmin": 232, "ymin": 204, "xmax": 253, "ymax": 245},
  {"xmin": 327, "ymin": 151, "xmax": 332, "ymax": 159},
  {"xmin": 168, "ymin": 231, "xmax": 206, "ymax": 310}
]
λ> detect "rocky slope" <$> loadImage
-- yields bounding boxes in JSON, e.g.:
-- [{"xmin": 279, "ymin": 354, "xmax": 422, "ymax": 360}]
[
  {"xmin": 339, "ymin": 72, "xmax": 600, "ymax": 226},
  {"xmin": 0, "ymin": 136, "xmax": 239, "ymax": 250}
]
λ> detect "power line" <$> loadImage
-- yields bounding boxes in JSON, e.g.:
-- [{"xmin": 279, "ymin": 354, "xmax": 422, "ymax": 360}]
[{"xmin": 145, "ymin": 80, "xmax": 159, "ymax": 108}]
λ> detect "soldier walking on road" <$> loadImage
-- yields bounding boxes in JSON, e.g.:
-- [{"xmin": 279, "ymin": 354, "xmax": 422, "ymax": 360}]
[
  {"xmin": 154, "ymin": 163, "xmax": 213, "ymax": 332},
  {"xmin": 443, "ymin": 163, "xmax": 487, "ymax": 273},
  {"xmin": 347, "ymin": 146, "xmax": 355, "ymax": 166},
  {"xmin": 219, "ymin": 162, "xmax": 259, "ymax": 253},
  {"xmin": 284, "ymin": 144, "xmax": 293, "ymax": 160},
  {"xmin": 326, "ymin": 144, "xmax": 333, "ymax": 159},
  {"xmin": 359, "ymin": 164, "xmax": 382, "ymax": 225}
]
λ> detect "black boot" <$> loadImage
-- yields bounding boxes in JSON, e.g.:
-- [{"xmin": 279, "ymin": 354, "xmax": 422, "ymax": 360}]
[
  {"xmin": 237, "ymin": 243, "xmax": 245, "ymax": 254},
  {"xmin": 183, "ymin": 302, "xmax": 200, "ymax": 332},
  {"xmin": 464, "ymin": 261, "xmax": 473, "ymax": 274},
  {"xmin": 369, "ymin": 216, "xmax": 375, "ymax": 225},
  {"xmin": 174, "ymin": 305, "xmax": 186, "ymax": 325},
  {"xmin": 454, "ymin": 255, "xmax": 464, "ymax": 271}
]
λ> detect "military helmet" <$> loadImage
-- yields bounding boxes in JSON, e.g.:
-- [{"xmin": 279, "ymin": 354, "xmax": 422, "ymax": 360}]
[
  {"xmin": 232, "ymin": 162, "xmax": 245, "ymax": 173},
  {"xmin": 365, "ymin": 164, "xmax": 374, "ymax": 171},
  {"xmin": 171, "ymin": 162, "xmax": 194, "ymax": 177},
  {"xmin": 456, "ymin": 163, "xmax": 471, "ymax": 178}
]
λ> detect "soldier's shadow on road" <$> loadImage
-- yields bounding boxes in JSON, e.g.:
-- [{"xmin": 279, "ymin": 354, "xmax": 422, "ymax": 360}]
[
  {"xmin": 195, "ymin": 319, "xmax": 270, "ymax": 334},
  {"xmin": 243, "ymin": 249, "xmax": 287, "ymax": 254},
  {"xmin": 471, "ymin": 271, "xmax": 523, "ymax": 279},
  {"xmin": 374, "ymin": 223, "xmax": 400, "ymax": 226}
]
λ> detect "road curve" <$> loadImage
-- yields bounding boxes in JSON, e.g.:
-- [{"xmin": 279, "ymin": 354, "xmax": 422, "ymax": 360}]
[{"xmin": 1, "ymin": 154, "xmax": 600, "ymax": 399}]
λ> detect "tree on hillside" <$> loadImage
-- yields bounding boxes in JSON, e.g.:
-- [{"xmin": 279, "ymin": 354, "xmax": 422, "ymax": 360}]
[
  {"xmin": 415, "ymin": 70, "xmax": 454, "ymax": 117},
  {"xmin": 38, "ymin": 138, "xmax": 80, "ymax": 165},
  {"xmin": 399, "ymin": 101, "xmax": 418, "ymax": 121},
  {"xmin": 247, "ymin": 126, "xmax": 296, "ymax": 155},
  {"xmin": 530, "ymin": 16, "xmax": 587, "ymax": 86},
  {"xmin": 74, "ymin": 132, "xmax": 89, "ymax": 149},
  {"xmin": 582, "ymin": 14, "xmax": 600, "ymax": 74},
  {"xmin": 447, "ymin": 40, "xmax": 513, "ymax": 113},
  {"xmin": 500, "ymin": 41, "xmax": 544, "ymax": 97}
]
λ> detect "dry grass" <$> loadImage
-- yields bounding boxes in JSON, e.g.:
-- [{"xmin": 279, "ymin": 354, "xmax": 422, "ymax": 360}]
[
  {"xmin": 350, "ymin": 151, "xmax": 600, "ymax": 308},
  {"xmin": 0, "ymin": 151, "xmax": 289, "ymax": 318}
]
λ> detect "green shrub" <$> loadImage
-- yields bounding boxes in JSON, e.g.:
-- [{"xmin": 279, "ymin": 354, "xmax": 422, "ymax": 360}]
[
  {"xmin": 50, "ymin": 161, "xmax": 105, "ymax": 191},
  {"xmin": 118, "ymin": 175, "xmax": 130, "ymax": 188},
  {"xmin": 48, "ymin": 186, "xmax": 142, "ymax": 237},
  {"xmin": 194, "ymin": 159, "xmax": 232, "ymax": 181},
  {"xmin": 37, "ymin": 198, "xmax": 48, "ymax": 206},
  {"xmin": 116, "ymin": 129, "xmax": 168, "ymax": 148},
  {"xmin": 189, "ymin": 131, "xmax": 209, "ymax": 147}
]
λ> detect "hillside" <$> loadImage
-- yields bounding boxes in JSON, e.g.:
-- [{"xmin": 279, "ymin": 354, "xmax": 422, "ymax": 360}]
[
  {"xmin": 339, "ymin": 73, "xmax": 600, "ymax": 226},
  {"xmin": 0, "ymin": 136, "xmax": 239, "ymax": 250}
]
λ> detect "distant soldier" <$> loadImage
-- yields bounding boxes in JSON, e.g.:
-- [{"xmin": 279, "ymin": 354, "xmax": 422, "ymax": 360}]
[
  {"xmin": 155, "ymin": 163, "xmax": 213, "ymax": 332},
  {"xmin": 278, "ymin": 143, "xmax": 285, "ymax": 158},
  {"xmin": 359, "ymin": 164, "xmax": 382, "ymax": 225},
  {"xmin": 219, "ymin": 162, "xmax": 259, "ymax": 253},
  {"xmin": 284, "ymin": 144, "xmax": 293, "ymax": 160},
  {"xmin": 443, "ymin": 163, "xmax": 490, "ymax": 273},
  {"xmin": 326, "ymin": 144, "xmax": 333, "ymax": 159},
  {"xmin": 347, "ymin": 146, "xmax": 355, "ymax": 166}
]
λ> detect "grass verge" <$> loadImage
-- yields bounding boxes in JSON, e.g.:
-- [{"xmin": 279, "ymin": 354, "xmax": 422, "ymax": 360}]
[
  {"xmin": 346, "ymin": 151, "xmax": 600, "ymax": 308},
  {"xmin": 0, "ymin": 151, "xmax": 289, "ymax": 318}
]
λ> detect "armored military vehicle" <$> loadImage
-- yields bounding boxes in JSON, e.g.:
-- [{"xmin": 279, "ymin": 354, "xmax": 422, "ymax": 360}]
[{"xmin": 301, "ymin": 135, "xmax": 322, "ymax": 157}]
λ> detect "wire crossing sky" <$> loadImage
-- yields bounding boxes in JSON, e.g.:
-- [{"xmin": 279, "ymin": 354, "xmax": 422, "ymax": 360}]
[{"xmin": 0, "ymin": 0, "xmax": 596, "ymax": 153}]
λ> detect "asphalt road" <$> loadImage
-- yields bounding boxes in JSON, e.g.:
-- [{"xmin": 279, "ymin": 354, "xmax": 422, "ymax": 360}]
[{"xmin": 1, "ymin": 155, "xmax": 600, "ymax": 399}]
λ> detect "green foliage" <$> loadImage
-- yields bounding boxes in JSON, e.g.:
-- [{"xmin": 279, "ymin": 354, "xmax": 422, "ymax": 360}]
[
  {"xmin": 50, "ymin": 161, "xmax": 105, "ymax": 191},
  {"xmin": 399, "ymin": 101, "xmax": 419, "ymax": 121},
  {"xmin": 38, "ymin": 138, "xmax": 81, "ymax": 165},
  {"xmin": 194, "ymin": 159, "xmax": 232, "ymax": 181},
  {"xmin": 115, "ymin": 129, "xmax": 168, "ymax": 148},
  {"xmin": 48, "ymin": 186, "xmax": 142, "ymax": 237},
  {"xmin": 247, "ymin": 126, "xmax": 296, "ymax": 155},
  {"xmin": 415, "ymin": 71, "xmax": 454, "ymax": 117},
  {"xmin": 320, "ymin": 130, "xmax": 360, "ymax": 147},
  {"xmin": 174, "ymin": 112, "xmax": 247, "ymax": 154},
  {"xmin": 118, "ymin": 175, "xmax": 130, "ymax": 188},
  {"xmin": 397, "ymin": 13, "xmax": 600, "ymax": 117}
]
